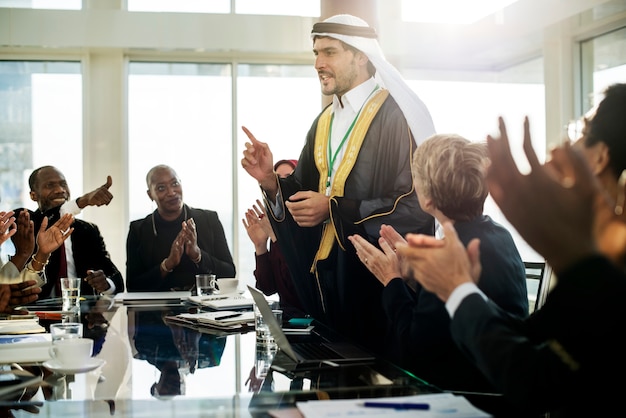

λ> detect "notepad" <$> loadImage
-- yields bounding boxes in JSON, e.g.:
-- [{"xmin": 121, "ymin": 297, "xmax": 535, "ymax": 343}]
[
  {"xmin": 187, "ymin": 295, "xmax": 254, "ymax": 310},
  {"xmin": 178, "ymin": 311, "xmax": 255, "ymax": 328},
  {"xmin": 0, "ymin": 318, "xmax": 45, "ymax": 335}
]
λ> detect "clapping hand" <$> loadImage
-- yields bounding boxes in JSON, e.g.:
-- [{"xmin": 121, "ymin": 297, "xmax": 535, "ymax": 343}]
[
  {"xmin": 486, "ymin": 117, "xmax": 602, "ymax": 272},
  {"xmin": 242, "ymin": 206, "xmax": 270, "ymax": 253},
  {"xmin": 253, "ymin": 199, "xmax": 275, "ymax": 240},
  {"xmin": 0, "ymin": 280, "xmax": 41, "ymax": 313},
  {"xmin": 0, "ymin": 210, "xmax": 16, "ymax": 245},
  {"xmin": 10, "ymin": 210, "xmax": 35, "ymax": 270},
  {"xmin": 398, "ymin": 223, "xmax": 481, "ymax": 302},
  {"xmin": 181, "ymin": 218, "xmax": 201, "ymax": 263},
  {"xmin": 37, "ymin": 213, "xmax": 74, "ymax": 255},
  {"xmin": 348, "ymin": 233, "xmax": 401, "ymax": 286}
]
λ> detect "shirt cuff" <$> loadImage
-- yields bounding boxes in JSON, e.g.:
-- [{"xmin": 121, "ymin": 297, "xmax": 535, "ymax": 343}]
[
  {"xmin": 0, "ymin": 261, "xmax": 21, "ymax": 283},
  {"xmin": 100, "ymin": 278, "xmax": 116, "ymax": 295},
  {"xmin": 269, "ymin": 191, "xmax": 284, "ymax": 218},
  {"xmin": 445, "ymin": 282, "xmax": 487, "ymax": 318},
  {"xmin": 60, "ymin": 199, "xmax": 81, "ymax": 216}
]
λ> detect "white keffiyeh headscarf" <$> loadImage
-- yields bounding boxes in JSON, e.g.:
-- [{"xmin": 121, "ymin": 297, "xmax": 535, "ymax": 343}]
[{"xmin": 311, "ymin": 14, "xmax": 436, "ymax": 144}]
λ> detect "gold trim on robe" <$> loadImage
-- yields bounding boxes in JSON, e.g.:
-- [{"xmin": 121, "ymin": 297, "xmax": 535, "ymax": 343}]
[{"xmin": 311, "ymin": 89, "xmax": 390, "ymax": 274}]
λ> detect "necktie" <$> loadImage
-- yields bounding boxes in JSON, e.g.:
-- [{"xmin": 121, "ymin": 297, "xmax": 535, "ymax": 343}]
[{"xmin": 56, "ymin": 243, "xmax": 68, "ymax": 296}]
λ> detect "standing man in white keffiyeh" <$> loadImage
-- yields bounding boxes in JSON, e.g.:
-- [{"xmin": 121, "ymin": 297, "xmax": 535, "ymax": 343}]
[{"xmin": 241, "ymin": 14, "xmax": 436, "ymax": 355}]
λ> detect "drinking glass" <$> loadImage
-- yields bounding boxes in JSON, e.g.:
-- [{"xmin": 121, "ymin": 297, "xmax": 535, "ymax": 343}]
[{"xmin": 60, "ymin": 278, "xmax": 81, "ymax": 311}]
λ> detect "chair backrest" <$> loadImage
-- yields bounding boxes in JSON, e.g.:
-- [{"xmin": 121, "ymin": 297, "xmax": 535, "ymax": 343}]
[{"xmin": 524, "ymin": 261, "xmax": 552, "ymax": 313}]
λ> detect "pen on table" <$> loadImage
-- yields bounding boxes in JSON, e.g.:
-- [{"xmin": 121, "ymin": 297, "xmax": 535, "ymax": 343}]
[
  {"xmin": 214, "ymin": 313, "xmax": 242, "ymax": 321},
  {"xmin": 362, "ymin": 402, "xmax": 430, "ymax": 410}
]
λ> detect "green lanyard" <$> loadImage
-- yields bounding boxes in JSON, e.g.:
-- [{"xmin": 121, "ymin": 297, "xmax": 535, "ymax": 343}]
[{"xmin": 326, "ymin": 84, "xmax": 379, "ymax": 196}]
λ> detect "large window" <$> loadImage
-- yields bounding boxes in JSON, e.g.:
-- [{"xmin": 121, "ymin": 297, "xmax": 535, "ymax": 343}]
[
  {"xmin": 580, "ymin": 26, "xmax": 626, "ymax": 112},
  {"xmin": 128, "ymin": 61, "xmax": 233, "ymax": 251},
  {"xmin": 0, "ymin": 60, "xmax": 82, "ymax": 212},
  {"xmin": 0, "ymin": 0, "xmax": 79, "ymax": 9},
  {"xmin": 236, "ymin": 64, "xmax": 319, "ymax": 288},
  {"xmin": 407, "ymin": 61, "xmax": 545, "ymax": 262},
  {"xmin": 0, "ymin": 60, "xmax": 82, "ymax": 261}
]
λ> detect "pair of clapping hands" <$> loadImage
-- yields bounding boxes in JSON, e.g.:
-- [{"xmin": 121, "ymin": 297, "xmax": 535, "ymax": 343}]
[{"xmin": 0, "ymin": 210, "xmax": 74, "ymax": 313}]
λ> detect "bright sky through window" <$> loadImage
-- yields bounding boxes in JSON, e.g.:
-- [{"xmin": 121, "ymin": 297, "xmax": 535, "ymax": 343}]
[{"xmin": 402, "ymin": 0, "xmax": 519, "ymax": 24}]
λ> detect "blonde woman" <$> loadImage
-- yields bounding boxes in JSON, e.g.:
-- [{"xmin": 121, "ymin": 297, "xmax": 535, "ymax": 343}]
[{"xmin": 349, "ymin": 134, "xmax": 528, "ymax": 394}]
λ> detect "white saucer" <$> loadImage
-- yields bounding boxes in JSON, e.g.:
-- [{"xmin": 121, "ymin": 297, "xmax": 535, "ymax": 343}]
[{"xmin": 43, "ymin": 358, "xmax": 106, "ymax": 374}]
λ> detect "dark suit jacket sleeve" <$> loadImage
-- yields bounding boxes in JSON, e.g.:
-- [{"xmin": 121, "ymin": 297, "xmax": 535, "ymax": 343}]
[
  {"xmin": 72, "ymin": 221, "xmax": 124, "ymax": 294},
  {"xmin": 195, "ymin": 210, "xmax": 236, "ymax": 278},
  {"xmin": 125, "ymin": 219, "xmax": 159, "ymax": 292},
  {"xmin": 381, "ymin": 278, "xmax": 417, "ymax": 347},
  {"xmin": 449, "ymin": 255, "xmax": 626, "ymax": 412}
]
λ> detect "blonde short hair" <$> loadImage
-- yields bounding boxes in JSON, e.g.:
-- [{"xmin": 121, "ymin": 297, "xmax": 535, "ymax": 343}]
[{"xmin": 412, "ymin": 134, "xmax": 489, "ymax": 222}]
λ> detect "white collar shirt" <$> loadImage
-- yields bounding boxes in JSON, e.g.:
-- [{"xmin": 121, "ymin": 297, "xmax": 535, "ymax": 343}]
[{"xmin": 329, "ymin": 77, "xmax": 378, "ymax": 184}]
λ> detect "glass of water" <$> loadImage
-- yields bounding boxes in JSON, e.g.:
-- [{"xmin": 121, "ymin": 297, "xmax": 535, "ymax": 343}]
[
  {"xmin": 60, "ymin": 277, "xmax": 81, "ymax": 311},
  {"xmin": 50, "ymin": 322, "xmax": 83, "ymax": 342}
]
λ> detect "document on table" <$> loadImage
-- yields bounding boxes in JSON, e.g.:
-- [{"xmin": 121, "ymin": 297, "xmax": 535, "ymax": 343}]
[
  {"xmin": 177, "ymin": 311, "xmax": 255, "ymax": 327},
  {"xmin": 187, "ymin": 295, "xmax": 254, "ymax": 310},
  {"xmin": 0, "ymin": 318, "xmax": 45, "ymax": 334},
  {"xmin": 295, "ymin": 393, "xmax": 492, "ymax": 417},
  {"xmin": 0, "ymin": 333, "xmax": 52, "ymax": 364}
]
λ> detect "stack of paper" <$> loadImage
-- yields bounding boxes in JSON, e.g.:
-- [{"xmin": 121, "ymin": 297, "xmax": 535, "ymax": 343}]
[
  {"xmin": 0, "ymin": 318, "xmax": 45, "ymax": 334},
  {"xmin": 187, "ymin": 295, "xmax": 254, "ymax": 310},
  {"xmin": 0, "ymin": 333, "xmax": 52, "ymax": 364},
  {"xmin": 168, "ymin": 311, "xmax": 255, "ymax": 331},
  {"xmin": 196, "ymin": 311, "xmax": 255, "ymax": 328}
]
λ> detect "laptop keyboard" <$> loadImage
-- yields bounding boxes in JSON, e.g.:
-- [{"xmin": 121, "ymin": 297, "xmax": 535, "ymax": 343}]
[{"xmin": 292, "ymin": 342, "xmax": 340, "ymax": 360}]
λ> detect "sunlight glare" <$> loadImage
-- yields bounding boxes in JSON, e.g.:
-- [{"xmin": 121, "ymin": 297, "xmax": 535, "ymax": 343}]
[{"xmin": 402, "ymin": 0, "xmax": 519, "ymax": 24}]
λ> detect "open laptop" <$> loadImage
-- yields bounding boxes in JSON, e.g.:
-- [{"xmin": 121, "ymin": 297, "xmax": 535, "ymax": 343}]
[{"xmin": 247, "ymin": 285, "xmax": 375, "ymax": 366}]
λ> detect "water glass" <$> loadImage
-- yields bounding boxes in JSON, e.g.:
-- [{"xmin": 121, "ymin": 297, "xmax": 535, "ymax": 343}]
[
  {"xmin": 255, "ymin": 305, "xmax": 282, "ymax": 350},
  {"xmin": 255, "ymin": 347, "xmax": 276, "ymax": 380},
  {"xmin": 60, "ymin": 277, "xmax": 81, "ymax": 311},
  {"xmin": 195, "ymin": 274, "xmax": 217, "ymax": 296},
  {"xmin": 50, "ymin": 322, "xmax": 83, "ymax": 342}
]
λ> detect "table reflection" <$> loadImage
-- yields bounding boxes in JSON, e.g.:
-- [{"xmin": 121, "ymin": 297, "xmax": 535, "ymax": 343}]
[
  {"xmin": 1, "ymin": 296, "xmax": 442, "ymax": 417},
  {"xmin": 129, "ymin": 307, "xmax": 226, "ymax": 398}
]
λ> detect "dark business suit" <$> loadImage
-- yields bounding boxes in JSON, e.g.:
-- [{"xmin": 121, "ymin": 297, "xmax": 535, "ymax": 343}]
[
  {"xmin": 14, "ymin": 206, "xmax": 124, "ymax": 299},
  {"xmin": 381, "ymin": 215, "xmax": 528, "ymax": 393},
  {"xmin": 450, "ymin": 255, "xmax": 626, "ymax": 417},
  {"xmin": 126, "ymin": 204, "xmax": 235, "ymax": 292}
]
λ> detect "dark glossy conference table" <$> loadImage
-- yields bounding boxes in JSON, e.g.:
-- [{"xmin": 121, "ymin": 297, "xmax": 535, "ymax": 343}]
[{"xmin": 1, "ymin": 295, "xmax": 444, "ymax": 417}]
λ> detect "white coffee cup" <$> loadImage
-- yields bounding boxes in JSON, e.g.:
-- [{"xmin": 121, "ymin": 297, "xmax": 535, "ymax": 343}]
[
  {"xmin": 49, "ymin": 338, "xmax": 93, "ymax": 368},
  {"xmin": 217, "ymin": 278, "xmax": 239, "ymax": 294}
]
